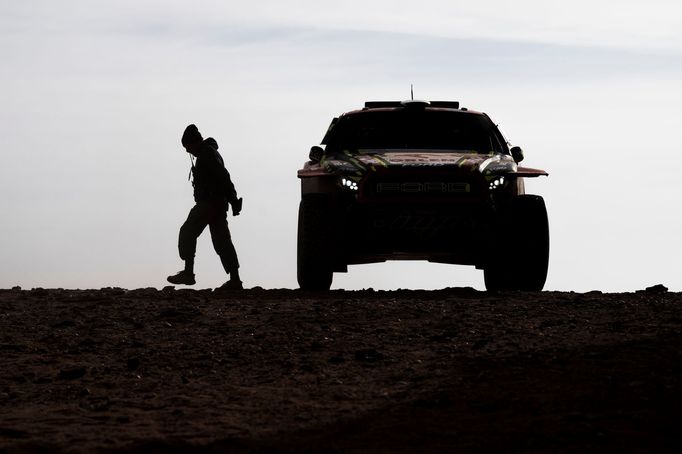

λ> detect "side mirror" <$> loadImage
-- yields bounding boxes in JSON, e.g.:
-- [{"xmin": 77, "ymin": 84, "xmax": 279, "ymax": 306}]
[
  {"xmin": 510, "ymin": 146, "xmax": 524, "ymax": 163},
  {"xmin": 309, "ymin": 145, "xmax": 324, "ymax": 163}
]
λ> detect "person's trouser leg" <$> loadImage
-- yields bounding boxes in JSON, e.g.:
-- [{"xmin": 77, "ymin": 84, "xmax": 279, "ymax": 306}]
[
  {"xmin": 179, "ymin": 203, "xmax": 211, "ymax": 267},
  {"xmin": 209, "ymin": 211, "xmax": 240, "ymax": 278}
]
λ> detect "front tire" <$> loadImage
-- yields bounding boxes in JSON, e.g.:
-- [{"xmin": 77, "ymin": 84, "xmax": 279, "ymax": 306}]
[
  {"xmin": 484, "ymin": 195, "xmax": 549, "ymax": 291},
  {"xmin": 297, "ymin": 195, "xmax": 334, "ymax": 291}
]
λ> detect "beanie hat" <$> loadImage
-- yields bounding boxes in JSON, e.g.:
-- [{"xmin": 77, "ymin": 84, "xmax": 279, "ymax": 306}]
[{"xmin": 181, "ymin": 124, "xmax": 203, "ymax": 147}]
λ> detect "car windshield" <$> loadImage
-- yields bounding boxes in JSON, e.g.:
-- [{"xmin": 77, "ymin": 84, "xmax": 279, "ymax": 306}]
[{"xmin": 323, "ymin": 110, "xmax": 507, "ymax": 154}]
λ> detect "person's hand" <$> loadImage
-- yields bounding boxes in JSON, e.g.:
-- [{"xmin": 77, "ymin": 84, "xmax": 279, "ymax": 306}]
[{"xmin": 231, "ymin": 197, "xmax": 243, "ymax": 216}]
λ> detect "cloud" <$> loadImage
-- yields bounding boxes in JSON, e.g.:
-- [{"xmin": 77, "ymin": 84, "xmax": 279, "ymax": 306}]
[{"xmin": 4, "ymin": 0, "xmax": 682, "ymax": 52}]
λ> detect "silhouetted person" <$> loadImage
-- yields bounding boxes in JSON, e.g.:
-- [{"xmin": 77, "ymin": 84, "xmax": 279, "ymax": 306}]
[{"xmin": 167, "ymin": 124, "xmax": 243, "ymax": 290}]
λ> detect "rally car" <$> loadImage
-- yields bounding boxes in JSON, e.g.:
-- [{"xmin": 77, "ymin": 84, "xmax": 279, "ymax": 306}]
[{"xmin": 297, "ymin": 100, "xmax": 549, "ymax": 291}]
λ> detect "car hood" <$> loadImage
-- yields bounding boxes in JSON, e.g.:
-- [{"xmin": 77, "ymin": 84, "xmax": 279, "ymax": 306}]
[{"xmin": 320, "ymin": 150, "xmax": 518, "ymax": 177}]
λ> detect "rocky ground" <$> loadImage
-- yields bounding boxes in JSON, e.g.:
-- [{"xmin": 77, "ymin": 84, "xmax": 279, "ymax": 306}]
[{"xmin": 0, "ymin": 285, "xmax": 681, "ymax": 453}]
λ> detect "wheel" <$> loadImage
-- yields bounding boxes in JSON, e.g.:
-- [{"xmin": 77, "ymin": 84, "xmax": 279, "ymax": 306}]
[
  {"xmin": 484, "ymin": 195, "xmax": 549, "ymax": 291},
  {"xmin": 484, "ymin": 262, "xmax": 512, "ymax": 291},
  {"xmin": 297, "ymin": 195, "xmax": 334, "ymax": 290}
]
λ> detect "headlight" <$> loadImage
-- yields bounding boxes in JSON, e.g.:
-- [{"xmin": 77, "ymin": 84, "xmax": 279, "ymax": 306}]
[
  {"xmin": 340, "ymin": 177, "xmax": 358, "ymax": 191},
  {"xmin": 488, "ymin": 175, "xmax": 506, "ymax": 191}
]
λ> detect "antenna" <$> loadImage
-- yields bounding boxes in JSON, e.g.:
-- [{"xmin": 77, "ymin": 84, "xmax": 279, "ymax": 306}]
[{"xmin": 411, "ymin": 84, "xmax": 414, "ymax": 100}]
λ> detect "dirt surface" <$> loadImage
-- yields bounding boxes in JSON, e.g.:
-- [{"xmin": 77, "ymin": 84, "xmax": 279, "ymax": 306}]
[{"xmin": 1, "ymin": 286, "xmax": 681, "ymax": 453}]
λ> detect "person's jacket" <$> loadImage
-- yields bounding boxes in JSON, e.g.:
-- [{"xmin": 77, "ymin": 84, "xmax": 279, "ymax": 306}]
[{"xmin": 191, "ymin": 138, "xmax": 238, "ymax": 205}]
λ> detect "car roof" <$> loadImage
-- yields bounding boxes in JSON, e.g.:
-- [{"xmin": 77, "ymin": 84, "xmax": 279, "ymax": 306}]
[{"xmin": 341, "ymin": 100, "xmax": 484, "ymax": 117}]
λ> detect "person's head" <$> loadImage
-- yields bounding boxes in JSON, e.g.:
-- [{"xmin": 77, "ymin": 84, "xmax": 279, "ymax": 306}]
[{"xmin": 181, "ymin": 124, "xmax": 203, "ymax": 155}]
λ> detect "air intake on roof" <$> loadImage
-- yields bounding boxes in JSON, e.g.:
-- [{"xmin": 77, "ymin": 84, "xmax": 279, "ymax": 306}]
[
  {"xmin": 364, "ymin": 101, "xmax": 404, "ymax": 109},
  {"xmin": 429, "ymin": 101, "xmax": 460, "ymax": 109}
]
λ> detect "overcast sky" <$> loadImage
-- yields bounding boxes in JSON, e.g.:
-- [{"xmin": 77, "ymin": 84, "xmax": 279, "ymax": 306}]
[{"xmin": 1, "ymin": 1, "xmax": 681, "ymax": 291}]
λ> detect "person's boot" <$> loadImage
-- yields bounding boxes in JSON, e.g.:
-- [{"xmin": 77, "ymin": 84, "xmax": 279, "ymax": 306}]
[
  {"xmin": 217, "ymin": 269, "xmax": 243, "ymax": 291},
  {"xmin": 167, "ymin": 270, "xmax": 196, "ymax": 285},
  {"xmin": 216, "ymin": 279, "xmax": 243, "ymax": 291}
]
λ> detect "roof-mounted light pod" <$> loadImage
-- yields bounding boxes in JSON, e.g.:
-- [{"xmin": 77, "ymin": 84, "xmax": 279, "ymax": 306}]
[{"xmin": 363, "ymin": 100, "xmax": 461, "ymax": 110}]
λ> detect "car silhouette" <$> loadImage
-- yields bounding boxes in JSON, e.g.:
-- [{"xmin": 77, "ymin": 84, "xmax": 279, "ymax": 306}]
[{"xmin": 297, "ymin": 100, "xmax": 549, "ymax": 291}]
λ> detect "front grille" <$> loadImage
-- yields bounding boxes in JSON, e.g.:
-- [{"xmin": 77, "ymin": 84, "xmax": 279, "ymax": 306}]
[
  {"xmin": 359, "ymin": 170, "xmax": 481, "ymax": 203},
  {"xmin": 371, "ymin": 181, "xmax": 470, "ymax": 195}
]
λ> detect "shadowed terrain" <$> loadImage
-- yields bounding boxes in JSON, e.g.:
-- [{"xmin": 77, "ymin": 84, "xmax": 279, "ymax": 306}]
[{"xmin": 0, "ymin": 286, "xmax": 680, "ymax": 452}]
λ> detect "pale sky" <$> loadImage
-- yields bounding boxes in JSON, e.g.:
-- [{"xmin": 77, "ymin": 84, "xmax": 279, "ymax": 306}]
[{"xmin": 1, "ymin": 1, "xmax": 681, "ymax": 291}]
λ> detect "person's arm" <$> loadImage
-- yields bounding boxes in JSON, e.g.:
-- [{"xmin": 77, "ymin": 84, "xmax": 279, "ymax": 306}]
[
  {"xmin": 222, "ymin": 168, "xmax": 238, "ymax": 204},
  {"xmin": 207, "ymin": 150, "xmax": 241, "ymax": 214},
  {"xmin": 205, "ymin": 151, "xmax": 238, "ymax": 202},
  {"xmin": 222, "ymin": 168, "xmax": 242, "ymax": 215}
]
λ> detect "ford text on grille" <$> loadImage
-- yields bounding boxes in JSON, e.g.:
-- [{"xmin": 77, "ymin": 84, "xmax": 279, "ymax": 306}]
[{"xmin": 375, "ymin": 182, "xmax": 471, "ymax": 194}]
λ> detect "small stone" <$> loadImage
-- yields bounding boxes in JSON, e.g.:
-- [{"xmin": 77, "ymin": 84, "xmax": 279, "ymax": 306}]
[
  {"xmin": 329, "ymin": 354, "xmax": 345, "ymax": 364},
  {"xmin": 51, "ymin": 320, "xmax": 76, "ymax": 328},
  {"xmin": 354, "ymin": 348, "xmax": 384, "ymax": 362},
  {"xmin": 645, "ymin": 284, "xmax": 668, "ymax": 293},
  {"xmin": 58, "ymin": 367, "xmax": 87, "ymax": 380},
  {"xmin": 100, "ymin": 287, "xmax": 126, "ymax": 295},
  {"xmin": 126, "ymin": 358, "xmax": 140, "ymax": 371},
  {"xmin": 472, "ymin": 338, "xmax": 490, "ymax": 350}
]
